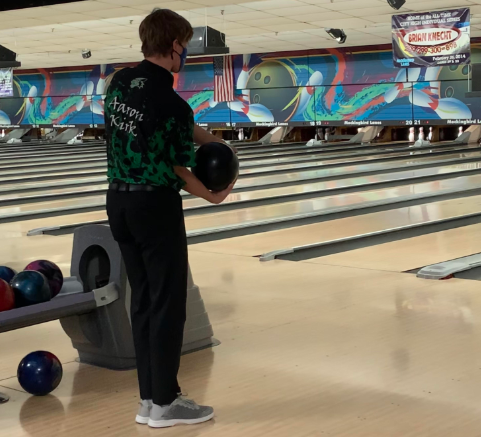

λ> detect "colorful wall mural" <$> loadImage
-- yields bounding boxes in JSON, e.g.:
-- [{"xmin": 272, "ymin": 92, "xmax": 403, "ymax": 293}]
[{"xmin": 2, "ymin": 42, "xmax": 481, "ymax": 129}]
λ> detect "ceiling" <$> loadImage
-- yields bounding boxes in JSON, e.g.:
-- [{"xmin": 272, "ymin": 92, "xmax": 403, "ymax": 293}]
[{"xmin": 1, "ymin": 0, "xmax": 481, "ymax": 68}]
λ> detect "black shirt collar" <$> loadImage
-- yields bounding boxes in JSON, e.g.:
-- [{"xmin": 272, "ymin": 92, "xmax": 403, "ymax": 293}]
[{"xmin": 140, "ymin": 60, "xmax": 174, "ymax": 87}]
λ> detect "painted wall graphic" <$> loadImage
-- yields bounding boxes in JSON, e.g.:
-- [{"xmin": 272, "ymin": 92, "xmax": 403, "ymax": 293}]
[{"xmin": 2, "ymin": 42, "xmax": 481, "ymax": 128}]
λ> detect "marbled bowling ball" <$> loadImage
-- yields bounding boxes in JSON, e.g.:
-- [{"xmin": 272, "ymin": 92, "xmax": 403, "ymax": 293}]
[
  {"xmin": 246, "ymin": 60, "xmax": 299, "ymax": 120},
  {"xmin": 0, "ymin": 266, "xmax": 17, "ymax": 283},
  {"xmin": 25, "ymin": 260, "xmax": 63, "ymax": 298},
  {"xmin": 18, "ymin": 351, "xmax": 63, "ymax": 396},
  {"xmin": 11, "ymin": 271, "xmax": 51, "ymax": 307},
  {"xmin": 0, "ymin": 80, "xmax": 26, "ymax": 125}
]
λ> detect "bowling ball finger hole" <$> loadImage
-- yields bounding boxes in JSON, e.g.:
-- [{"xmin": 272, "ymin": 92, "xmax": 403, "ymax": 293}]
[
  {"xmin": 253, "ymin": 94, "xmax": 261, "ymax": 104},
  {"xmin": 449, "ymin": 65, "xmax": 458, "ymax": 71},
  {"xmin": 462, "ymin": 65, "xmax": 471, "ymax": 76},
  {"xmin": 254, "ymin": 72, "xmax": 261, "ymax": 81},
  {"xmin": 264, "ymin": 76, "xmax": 271, "ymax": 85},
  {"xmin": 445, "ymin": 86, "xmax": 454, "ymax": 98}
]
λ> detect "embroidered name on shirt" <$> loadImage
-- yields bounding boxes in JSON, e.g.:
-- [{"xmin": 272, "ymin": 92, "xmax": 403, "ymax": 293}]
[{"xmin": 108, "ymin": 95, "xmax": 144, "ymax": 137}]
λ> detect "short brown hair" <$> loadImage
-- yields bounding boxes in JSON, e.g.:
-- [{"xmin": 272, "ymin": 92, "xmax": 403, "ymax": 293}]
[{"xmin": 139, "ymin": 9, "xmax": 193, "ymax": 57}]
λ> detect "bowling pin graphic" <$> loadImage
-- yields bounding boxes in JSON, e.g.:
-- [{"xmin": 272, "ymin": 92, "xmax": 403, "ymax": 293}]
[
  {"xmin": 228, "ymin": 100, "xmax": 274, "ymax": 123},
  {"xmin": 384, "ymin": 68, "xmax": 410, "ymax": 104},
  {"xmin": 96, "ymin": 64, "xmax": 107, "ymax": 96},
  {"xmin": 90, "ymin": 100, "xmax": 104, "ymax": 116},
  {"xmin": 425, "ymin": 66, "xmax": 441, "ymax": 83},
  {"xmin": 207, "ymin": 94, "xmax": 218, "ymax": 109},
  {"xmin": 408, "ymin": 67, "xmax": 421, "ymax": 82},
  {"xmin": 0, "ymin": 110, "xmax": 10, "ymax": 125},
  {"xmin": 76, "ymin": 81, "xmax": 94, "ymax": 112},
  {"xmin": 409, "ymin": 127, "xmax": 415, "ymax": 142},
  {"xmin": 428, "ymin": 126, "xmax": 433, "ymax": 141},
  {"xmin": 237, "ymin": 54, "xmax": 251, "ymax": 103},
  {"xmin": 293, "ymin": 71, "xmax": 323, "ymax": 118},
  {"xmin": 434, "ymin": 98, "xmax": 472, "ymax": 120},
  {"xmin": 458, "ymin": 126, "xmax": 464, "ymax": 138},
  {"xmin": 25, "ymin": 86, "xmax": 38, "ymax": 120},
  {"xmin": 409, "ymin": 89, "xmax": 433, "ymax": 108},
  {"xmin": 237, "ymin": 54, "xmax": 251, "ymax": 90}
]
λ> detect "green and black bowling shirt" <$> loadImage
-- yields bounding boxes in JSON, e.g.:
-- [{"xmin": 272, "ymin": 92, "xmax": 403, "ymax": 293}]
[{"xmin": 105, "ymin": 60, "xmax": 196, "ymax": 191}]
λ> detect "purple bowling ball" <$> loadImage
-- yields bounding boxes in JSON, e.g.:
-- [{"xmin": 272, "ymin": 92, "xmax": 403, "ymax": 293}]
[{"xmin": 24, "ymin": 260, "xmax": 63, "ymax": 298}]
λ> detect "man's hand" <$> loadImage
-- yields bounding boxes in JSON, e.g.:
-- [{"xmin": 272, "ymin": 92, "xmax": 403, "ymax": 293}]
[{"xmin": 209, "ymin": 183, "xmax": 235, "ymax": 205}]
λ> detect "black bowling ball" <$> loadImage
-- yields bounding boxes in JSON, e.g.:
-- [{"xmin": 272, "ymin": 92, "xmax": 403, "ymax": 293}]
[{"xmin": 192, "ymin": 142, "xmax": 239, "ymax": 192}]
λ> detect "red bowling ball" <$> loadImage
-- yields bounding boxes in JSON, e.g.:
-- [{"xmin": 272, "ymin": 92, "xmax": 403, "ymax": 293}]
[{"xmin": 0, "ymin": 278, "xmax": 15, "ymax": 312}]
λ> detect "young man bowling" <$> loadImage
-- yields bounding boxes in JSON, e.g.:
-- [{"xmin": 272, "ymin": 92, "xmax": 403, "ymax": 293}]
[{"xmin": 105, "ymin": 8, "xmax": 233, "ymax": 428}]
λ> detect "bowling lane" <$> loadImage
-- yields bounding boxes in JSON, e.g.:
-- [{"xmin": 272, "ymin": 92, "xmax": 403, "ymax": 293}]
[
  {"xmin": 239, "ymin": 142, "xmax": 472, "ymax": 168},
  {"xmin": 0, "ymin": 141, "xmax": 473, "ymax": 174},
  {"xmin": 18, "ymin": 172, "xmax": 481, "ymax": 233},
  {"xmin": 182, "ymin": 175, "xmax": 481, "ymax": 232},
  {"xmin": 0, "ymin": 146, "xmax": 105, "ymax": 160},
  {"xmin": 235, "ymin": 140, "xmax": 411, "ymax": 157},
  {"xmin": 0, "ymin": 139, "xmax": 403, "ymax": 167},
  {"xmin": 0, "ymin": 176, "xmax": 105, "ymax": 194},
  {"xmin": 0, "ymin": 143, "xmax": 474, "ymax": 178},
  {"xmin": 1, "ymin": 161, "xmax": 478, "ymax": 208},
  {"xmin": 0, "ymin": 153, "xmax": 106, "ymax": 168},
  {"xmin": 4, "ymin": 188, "xmax": 479, "ymax": 243},
  {"xmin": 0, "ymin": 156, "xmax": 106, "ymax": 170},
  {"xmin": 192, "ymin": 196, "xmax": 481, "ymax": 257},
  {"xmin": 1, "ymin": 148, "xmax": 479, "ymax": 186},
  {"xmin": 0, "ymin": 141, "xmax": 362, "ymax": 168},
  {"xmin": 312, "ymin": 223, "xmax": 481, "ymax": 273},
  {"xmin": 0, "ymin": 140, "xmax": 104, "ymax": 151},
  {"xmin": 238, "ymin": 141, "xmax": 412, "ymax": 161}
]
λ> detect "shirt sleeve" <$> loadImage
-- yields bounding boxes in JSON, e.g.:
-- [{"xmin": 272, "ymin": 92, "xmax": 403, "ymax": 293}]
[{"xmin": 167, "ymin": 113, "xmax": 196, "ymax": 168}]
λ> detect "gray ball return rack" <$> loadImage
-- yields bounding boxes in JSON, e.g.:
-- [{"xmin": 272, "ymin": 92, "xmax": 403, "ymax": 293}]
[{"xmin": 0, "ymin": 225, "xmax": 216, "ymax": 403}]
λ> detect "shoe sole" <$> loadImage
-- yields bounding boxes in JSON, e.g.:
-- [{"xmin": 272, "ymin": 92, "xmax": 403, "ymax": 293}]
[
  {"xmin": 148, "ymin": 412, "xmax": 214, "ymax": 428},
  {"xmin": 135, "ymin": 415, "xmax": 150, "ymax": 425}
]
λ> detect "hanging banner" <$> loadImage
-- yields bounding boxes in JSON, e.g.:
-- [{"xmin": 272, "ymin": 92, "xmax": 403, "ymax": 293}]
[
  {"xmin": 392, "ymin": 8, "xmax": 470, "ymax": 68},
  {"xmin": 0, "ymin": 68, "xmax": 13, "ymax": 97}
]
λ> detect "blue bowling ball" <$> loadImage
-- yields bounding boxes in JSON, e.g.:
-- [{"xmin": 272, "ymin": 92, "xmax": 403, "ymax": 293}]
[
  {"xmin": 10, "ymin": 271, "xmax": 51, "ymax": 307},
  {"xmin": 0, "ymin": 266, "xmax": 17, "ymax": 283},
  {"xmin": 17, "ymin": 351, "xmax": 63, "ymax": 396}
]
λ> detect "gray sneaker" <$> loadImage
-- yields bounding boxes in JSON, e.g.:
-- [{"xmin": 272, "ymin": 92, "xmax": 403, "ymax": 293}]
[
  {"xmin": 148, "ymin": 396, "xmax": 214, "ymax": 428},
  {"xmin": 135, "ymin": 399, "xmax": 152, "ymax": 424}
]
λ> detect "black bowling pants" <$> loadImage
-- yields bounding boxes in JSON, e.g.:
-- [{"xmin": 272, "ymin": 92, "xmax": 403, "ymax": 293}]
[{"xmin": 107, "ymin": 187, "xmax": 187, "ymax": 406}]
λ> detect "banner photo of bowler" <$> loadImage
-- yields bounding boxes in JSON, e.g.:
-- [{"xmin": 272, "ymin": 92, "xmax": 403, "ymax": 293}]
[{"xmin": 392, "ymin": 8, "xmax": 470, "ymax": 68}]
